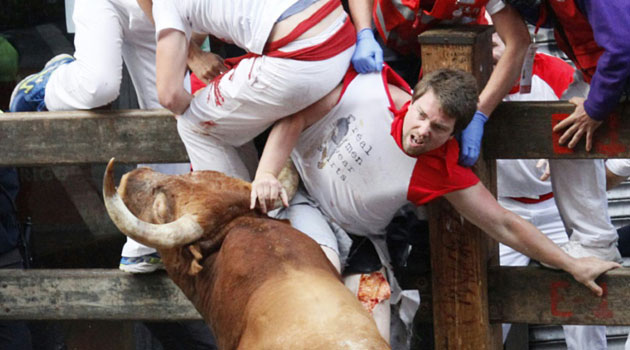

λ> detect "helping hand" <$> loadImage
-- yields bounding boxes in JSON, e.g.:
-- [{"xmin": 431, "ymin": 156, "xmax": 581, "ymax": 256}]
[
  {"xmin": 553, "ymin": 97, "xmax": 603, "ymax": 151},
  {"xmin": 458, "ymin": 111, "xmax": 488, "ymax": 167},
  {"xmin": 351, "ymin": 29, "xmax": 384, "ymax": 74},
  {"xmin": 250, "ymin": 172, "xmax": 289, "ymax": 214}
]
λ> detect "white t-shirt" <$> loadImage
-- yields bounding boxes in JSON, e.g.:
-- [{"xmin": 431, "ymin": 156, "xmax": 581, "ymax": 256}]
[
  {"xmin": 152, "ymin": 0, "xmax": 298, "ymax": 54},
  {"xmin": 291, "ymin": 70, "xmax": 415, "ymax": 236},
  {"xmin": 497, "ymin": 53, "xmax": 575, "ymax": 198}
]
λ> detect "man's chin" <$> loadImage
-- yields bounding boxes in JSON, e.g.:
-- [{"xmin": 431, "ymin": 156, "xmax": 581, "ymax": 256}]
[{"xmin": 403, "ymin": 144, "xmax": 424, "ymax": 157}]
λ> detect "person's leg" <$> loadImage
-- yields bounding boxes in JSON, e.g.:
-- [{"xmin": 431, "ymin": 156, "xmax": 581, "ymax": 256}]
[
  {"xmin": 563, "ymin": 325, "xmax": 607, "ymax": 350},
  {"xmin": 553, "ymin": 72, "xmax": 620, "ymax": 261},
  {"xmin": 182, "ymin": 21, "xmax": 354, "ymax": 148},
  {"xmin": 549, "ymin": 159, "xmax": 620, "ymax": 261},
  {"xmin": 44, "ymin": 0, "xmax": 125, "ymax": 110}
]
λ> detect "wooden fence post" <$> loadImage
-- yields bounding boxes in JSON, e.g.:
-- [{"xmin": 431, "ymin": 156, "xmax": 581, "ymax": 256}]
[{"xmin": 419, "ymin": 26, "xmax": 502, "ymax": 349}]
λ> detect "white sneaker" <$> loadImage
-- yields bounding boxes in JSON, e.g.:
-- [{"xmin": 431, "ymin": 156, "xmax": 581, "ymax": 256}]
[
  {"xmin": 119, "ymin": 252, "xmax": 165, "ymax": 273},
  {"xmin": 561, "ymin": 240, "xmax": 622, "ymax": 263},
  {"xmin": 541, "ymin": 240, "xmax": 622, "ymax": 269}
]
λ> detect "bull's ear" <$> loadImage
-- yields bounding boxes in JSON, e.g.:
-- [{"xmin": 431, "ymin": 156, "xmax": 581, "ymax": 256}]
[{"xmin": 152, "ymin": 192, "xmax": 172, "ymax": 224}]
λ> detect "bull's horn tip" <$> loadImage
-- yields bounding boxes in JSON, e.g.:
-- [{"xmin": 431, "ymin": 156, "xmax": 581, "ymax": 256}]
[{"xmin": 106, "ymin": 158, "xmax": 116, "ymax": 172}]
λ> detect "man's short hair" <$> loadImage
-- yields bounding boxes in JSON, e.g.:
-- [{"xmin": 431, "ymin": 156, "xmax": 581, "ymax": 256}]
[{"xmin": 412, "ymin": 69, "xmax": 478, "ymax": 134}]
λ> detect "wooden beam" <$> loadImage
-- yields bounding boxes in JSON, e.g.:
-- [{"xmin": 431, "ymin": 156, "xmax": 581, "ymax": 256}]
[
  {"xmin": 0, "ymin": 269, "xmax": 201, "ymax": 320},
  {"xmin": 421, "ymin": 26, "xmax": 502, "ymax": 350},
  {"xmin": 2, "ymin": 266, "xmax": 627, "ymax": 324},
  {"xmin": 488, "ymin": 266, "xmax": 630, "ymax": 325},
  {"xmin": 0, "ymin": 109, "xmax": 187, "ymax": 166},
  {"xmin": 3, "ymin": 101, "xmax": 629, "ymax": 166},
  {"xmin": 485, "ymin": 101, "xmax": 630, "ymax": 159}
]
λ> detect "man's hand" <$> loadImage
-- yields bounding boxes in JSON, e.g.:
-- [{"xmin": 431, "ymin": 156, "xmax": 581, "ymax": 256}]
[
  {"xmin": 458, "ymin": 111, "xmax": 488, "ymax": 167},
  {"xmin": 567, "ymin": 256, "xmax": 620, "ymax": 296},
  {"xmin": 188, "ymin": 50, "xmax": 228, "ymax": 84},
  {"xmin": 351, "ymin": 29, "xmax": 383, "ymax": 74},
  {"xmin": 553, "ymin": 97, "xmax": 603, "ymax": 151},
  {"xmin": 250, "ymin": 172, "xmax": 289, "ymax": 213}
]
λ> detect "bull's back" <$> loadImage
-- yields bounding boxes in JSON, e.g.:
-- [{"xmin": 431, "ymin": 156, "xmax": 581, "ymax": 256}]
[{"xmin": 207, "ymin": 217, "xmax": 389, "ymax": 350}]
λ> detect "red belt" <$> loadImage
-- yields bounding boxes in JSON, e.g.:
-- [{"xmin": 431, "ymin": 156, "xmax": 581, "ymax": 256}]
[{"xmin": 509, "ymin": 192, "xmax": 554, "ymax": 204}]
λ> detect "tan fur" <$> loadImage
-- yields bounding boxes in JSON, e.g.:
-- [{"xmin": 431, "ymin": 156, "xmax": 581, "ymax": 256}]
[{"xmin": 112, "ymin": 167, "xmax": 390, "ymax": 350}]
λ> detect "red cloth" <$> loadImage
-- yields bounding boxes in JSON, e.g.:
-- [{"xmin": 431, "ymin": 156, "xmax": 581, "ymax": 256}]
[
  {"xmin": 190, "ymin": 73, "xmax": 206, "ymax": 95},
  {"xmin": 390, "ymin": 103, "xmax": 479, "ymax": 205}
]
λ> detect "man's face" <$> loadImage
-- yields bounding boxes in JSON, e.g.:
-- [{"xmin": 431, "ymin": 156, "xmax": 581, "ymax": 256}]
[{"xmin": 402, "ymin": 89, "xmax": 455, "ymax": 156}]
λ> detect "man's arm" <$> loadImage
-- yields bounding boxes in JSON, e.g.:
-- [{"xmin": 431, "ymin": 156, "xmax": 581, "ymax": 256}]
[
  {"xmin": 348, "ymin": 0, "xmax": 383, "ymax": 73},
  {"xmin": 553, "ymin": 0, "xmax": 630, "ymax": 151},
  {"xmin": 443, "ymin": 182, "xmax": 620, "ymax": 296},
  {"xmin": 459, "ymin": 5, "xmax": 531, "ymax": 166},
  {"xmin": 156, "ymin": 29, "xmax": 192, "ymax": 115},
  {"xmin": 250, "ymin": 85, "xmax": 343, "ymax": 212}
]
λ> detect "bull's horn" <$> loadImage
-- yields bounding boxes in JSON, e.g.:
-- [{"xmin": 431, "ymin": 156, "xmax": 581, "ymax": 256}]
[{"xmin": 103, "ymin": 158, "xmax": 204, "ymax": 249}]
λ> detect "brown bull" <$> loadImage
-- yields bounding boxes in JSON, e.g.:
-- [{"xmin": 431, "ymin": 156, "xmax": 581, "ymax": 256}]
[{"xmin": 103, "ymin": 159, "xmax": 389, "ymax": 350}]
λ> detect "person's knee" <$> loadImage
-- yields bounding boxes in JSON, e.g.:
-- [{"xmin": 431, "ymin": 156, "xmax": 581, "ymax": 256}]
[{"xmin": 79, "ymin": 71, "xmax": 122, "ymax": 108}]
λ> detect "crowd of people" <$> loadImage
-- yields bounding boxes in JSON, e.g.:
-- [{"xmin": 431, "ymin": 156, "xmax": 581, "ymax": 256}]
[{"xmin": 2, "ymin": 0, "xmax": 630, "ymax": 349}]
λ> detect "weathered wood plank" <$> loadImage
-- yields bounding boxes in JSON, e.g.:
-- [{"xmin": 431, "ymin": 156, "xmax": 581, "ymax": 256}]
[
  {"xmin": 486, "ymin": 101, "xmax": 630, "ymax": 159},
  {"xmin": 2, "ymin": 266, "xmax": 628, "ymax": 324},
  {"xmin": 0, "ymin": 269, "xmax": 201, "ymax": 320},
  {"xmin": 3, "ymin": 101, "xmax": 629, "ymax": 165},
  {"xmin": 488, "ymin": 266, "xmax": 630, "ymax": 326},
  {"xmin": 422, "ymin": 25, "xmax": 502, "ymax": 350},
  {"xmin": 0, "ymin": 109, "xmax": 187, "ymax": 166}
]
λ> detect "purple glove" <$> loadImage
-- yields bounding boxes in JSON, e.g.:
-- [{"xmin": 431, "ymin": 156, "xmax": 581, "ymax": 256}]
[
  {"xmin": 351, "ymin": 29, "xmax": 384, "ymax": 74},
  {"xmin": 458, "ymin": 111, "xmax": 488, "ymax": 167}
]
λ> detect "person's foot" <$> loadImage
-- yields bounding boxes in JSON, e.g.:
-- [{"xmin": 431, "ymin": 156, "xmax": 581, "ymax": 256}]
[
  {"xmin": 561, "ymin": 240, "xmax": 622, "ymax": 263},
  {"xmin": 119, "ymin": 252, "xmax": 165, "ymax": 273},
  {"xmin": 9, "ymin": 53, "xmax": 75, "ymax": 112},
  {"xmin": 542, "ymin": 240, "xmax": 622, "ymax": 269}
]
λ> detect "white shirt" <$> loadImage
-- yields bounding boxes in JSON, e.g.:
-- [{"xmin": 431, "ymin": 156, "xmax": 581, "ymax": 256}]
[
  {"xmin": 152, "ymin": 0, "xmax": 298, "ymax": 54},
  {"xmin": 292, "ymin": 71, "xmax": 415, "ymax": 236}
]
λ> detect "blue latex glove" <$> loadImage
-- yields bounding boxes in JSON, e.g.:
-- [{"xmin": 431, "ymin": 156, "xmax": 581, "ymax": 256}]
[
  {"xmin": 351, "ymin": 29, "xmax": 384, "ymax": 74},
  {"xmin": 458, "ymin": 111, "xmax": 489, "ymax": 167}
]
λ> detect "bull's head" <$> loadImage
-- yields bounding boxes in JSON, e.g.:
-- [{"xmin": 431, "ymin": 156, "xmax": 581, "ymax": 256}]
[
  {"xmin": 103, "ymin": 158, "xmax": 298, "ymax": 250},
  {"xmin": 103, "ymin": 158, "xmax": 253, "ymax": 249}
]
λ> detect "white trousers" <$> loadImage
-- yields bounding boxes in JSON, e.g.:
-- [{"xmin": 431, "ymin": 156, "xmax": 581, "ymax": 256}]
[
  {"xmin": 179, "ymin": 17, "xmax": 354, "ymax": 148},
  {"xmin": 553, "ymin": 72, "xmax": 618, "ymax": 248},
  {"xmin": 499, "ymin": 197, "xmax": 607, "ymax": 350},
  {"xmin": 549, "ymin": 159, "xmax": 617, "ymax": 247},
  {"xmin": 46, "ymin": 0, "xmax": 158, "ymax": 110}
]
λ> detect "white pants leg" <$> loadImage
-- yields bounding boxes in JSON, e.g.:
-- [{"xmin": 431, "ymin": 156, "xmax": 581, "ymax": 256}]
[
  {"xmin": 46, "ymin": 0, "xmax": 126, "ymax": 110},
  {"xmin": 553, "ymin": 71, "xmax": 618, "ymax": 248},
  {"xmin": 181, "ymin": 17, "xmax": 354, "ymax": 148},
  {"xmin": 498, "ymin": 197, "xmax": 607, "ymax": 348},
  {"xmin": 549, "ymin": 159, "xmax": 617, "ymax": 247},
  {"xmin": 563, "ymin": 325, "xmax": 607, "ymax": 350}
]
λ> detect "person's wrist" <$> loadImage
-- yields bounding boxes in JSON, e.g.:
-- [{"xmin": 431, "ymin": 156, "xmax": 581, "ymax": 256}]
[
  {"xmin": 357, "ymin": 28, "xmax": 374, "ymax": 41},
  {"xmin": 473, "ymin": 110, "xmax": 489, "ymax": 124}
]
